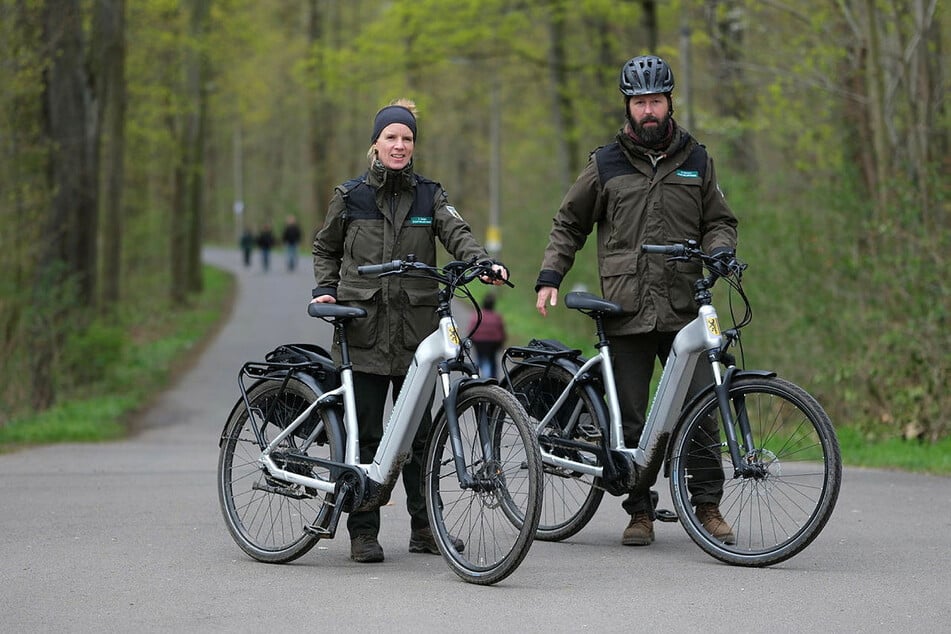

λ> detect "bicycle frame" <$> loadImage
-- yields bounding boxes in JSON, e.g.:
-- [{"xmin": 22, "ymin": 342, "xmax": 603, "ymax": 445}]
[
  {"xmin": 532, "ymin": 304, "xmax": 724, "ymax": 480},
  {"xmin": 254, "ymin": 313, "xmax": 464, "ymax": 496}
]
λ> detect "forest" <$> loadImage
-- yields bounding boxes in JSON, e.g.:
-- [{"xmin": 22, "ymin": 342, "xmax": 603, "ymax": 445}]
[{"xmin": 0, "ymin": 0, "xmax": 947, "ymax": 444}]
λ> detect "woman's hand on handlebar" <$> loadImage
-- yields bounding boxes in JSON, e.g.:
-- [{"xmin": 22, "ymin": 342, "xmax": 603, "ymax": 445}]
[{"xmin": 479, "ymin": 262, "xmax": 510, "ymax": 286}]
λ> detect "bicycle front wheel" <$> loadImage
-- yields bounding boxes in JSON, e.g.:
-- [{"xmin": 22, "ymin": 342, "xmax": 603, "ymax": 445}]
[
  {"xmin": 217, "ymin": 377, "xmax": 341, "ymax": 563},
  {"xmin": 669, "ymin": 375, "xmax": 841, "ymax": 566},
  {"xmin": 425, "ymin": 384, "xmax": 543, "ymax": 585},
  {"xmin": 509, "ymin": 364, "xmax": 605, "ymax": 541}
]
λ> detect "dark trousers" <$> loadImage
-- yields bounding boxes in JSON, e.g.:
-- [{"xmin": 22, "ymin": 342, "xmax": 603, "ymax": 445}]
[
  {"xmin": 612, "ymin": 331, "xmax": 725, "ymax": 516},
  {"xmin": 347, "ymin": 372, "xmax": 432, "ymax": 538}
]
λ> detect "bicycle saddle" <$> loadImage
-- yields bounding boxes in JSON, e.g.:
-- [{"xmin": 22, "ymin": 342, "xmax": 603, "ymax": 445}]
[
  {"xmin": 307, "ymin": 302, "xmax": 368, "ymax": 320},
  {"xmin": 564, "ymin": 291, "xmax": 623, "ymax": 315}
]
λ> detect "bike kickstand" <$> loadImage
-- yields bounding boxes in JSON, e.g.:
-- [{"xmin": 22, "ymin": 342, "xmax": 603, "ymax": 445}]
[{"xmin": 304, "ymin": 480, "xmax": 354, "ymax": 540}]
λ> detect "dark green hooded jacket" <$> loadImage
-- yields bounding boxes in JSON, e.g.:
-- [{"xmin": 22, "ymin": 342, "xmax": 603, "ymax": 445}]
[
  {"xmin": 313, "ymin": 160, "xmax": 489, "ymax": 374},
  {"xmin": 537, "ymin": 121, "xmax": 738, "ymax": 335}
]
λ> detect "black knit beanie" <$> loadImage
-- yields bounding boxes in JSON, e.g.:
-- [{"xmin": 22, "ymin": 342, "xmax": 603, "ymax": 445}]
[{"xmin": 370, "ymin": 105, "xmax": 417, "ymax": 142}]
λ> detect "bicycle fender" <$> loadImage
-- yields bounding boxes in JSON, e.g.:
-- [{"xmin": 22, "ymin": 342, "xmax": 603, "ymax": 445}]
[
  {"xmin": 218, "ymin": 370, "xmax": 345, "ymax": 457},
  {"xmin": 661, "ymin": 368, "xmax": 776, "ymax": 474},
  {"xmin": 503, "ymin": 354, "xmax": 587, "ymax": 392}
]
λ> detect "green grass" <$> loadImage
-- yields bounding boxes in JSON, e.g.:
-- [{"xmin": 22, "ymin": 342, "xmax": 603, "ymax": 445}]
[
  {"xmin": 2, "ymin": 259, "xmax": 947, "ymax": 478},
  {"xmin": 836, "ymin": 426, "xmax": 951, "ymax": 476},
  {"xmin": 0, "ymin": 265, "xmax": 234, "ymax": 451},
  {"xmin": 497, "ymin": 289, "xmax": 951, "ymax": 478}
]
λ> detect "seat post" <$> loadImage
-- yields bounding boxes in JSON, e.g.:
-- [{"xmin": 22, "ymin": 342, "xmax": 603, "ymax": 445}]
[{"xmin": 334, "ymin": 320, "xmax": 353, "ymax": 368}]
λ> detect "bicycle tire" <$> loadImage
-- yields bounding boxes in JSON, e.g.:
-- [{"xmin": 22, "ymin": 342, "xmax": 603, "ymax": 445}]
[
  {"xmin": 217, "ymin": 377, "xmax": 341, "ymax": 563},
  {"xmin": 425, "ymin": 384, "xmax": 543, "ymax": 585},
  {"xmin": 668, "ymin": 375, "xmax": 841, "ymax": 566},
  {"xmin": 509, "ymin": 364, "xmax": 605, "ymax": 541}
]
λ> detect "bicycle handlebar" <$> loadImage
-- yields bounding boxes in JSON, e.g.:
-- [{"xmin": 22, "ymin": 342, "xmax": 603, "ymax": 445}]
[
  {"xmin": 357, "ymin": 260, "xmax": 403, "ymax": 276},
  {"xmin": 357, "ymin": 257, "xmax": 513, "ymax": 288},
  {"xmin": 641, "ymin": 244, "xmax": 686, "ymax": 256}
]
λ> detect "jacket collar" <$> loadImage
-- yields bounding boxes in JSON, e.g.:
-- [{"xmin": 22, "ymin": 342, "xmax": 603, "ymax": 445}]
[{"xmin": 369, "ymin": 158, "xmax": 415, "ymax": 193}]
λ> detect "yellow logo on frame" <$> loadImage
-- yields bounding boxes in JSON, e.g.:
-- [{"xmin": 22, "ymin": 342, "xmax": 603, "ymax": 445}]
[
  {"xmin": 448, "ymin": 326, "xmax": 460, "ymax": 345},
  {"xmin": 706, "ymin": 317, "xmax": 721, "ymax": 335}
]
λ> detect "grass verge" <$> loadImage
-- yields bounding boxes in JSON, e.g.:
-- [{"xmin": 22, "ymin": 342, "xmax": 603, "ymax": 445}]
[
  {"xmin": 3, "ymin": 261, "xmax": 947, "ymax": 477},
  {"xmin": 0, "ymin": 265, "xmax": 234, "ymax": 451}
]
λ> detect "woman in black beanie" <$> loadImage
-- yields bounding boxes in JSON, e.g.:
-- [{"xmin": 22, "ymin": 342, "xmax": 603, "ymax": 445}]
[{"xmin": 311, "ymin": 99, "xmax": 508, "ymax": 563}]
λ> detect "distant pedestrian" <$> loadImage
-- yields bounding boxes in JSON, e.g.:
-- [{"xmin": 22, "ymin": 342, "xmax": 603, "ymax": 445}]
[
  {"xmin": 239, "ymin": 227, "xmax": 255, "ymax": 267},
  {"xmin": 257, "ymin": 223, "xmax": 275, "ymax": 272},
  {"xmin": 468, "ymin": 293, "xmax": 506, "ymax": 378},
  {"xmin": 282, "ymin": 215, "xmax": 302, "ymax": 271}
]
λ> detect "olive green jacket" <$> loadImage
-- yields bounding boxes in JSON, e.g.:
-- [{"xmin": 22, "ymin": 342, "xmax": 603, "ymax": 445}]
[
  {"xmin": 313, "ymin": 161, "xmax": 489, "ymax": 375},
  {"xmin": 537, "ymin": 122, "xmax": 738, "ymax": 335}
]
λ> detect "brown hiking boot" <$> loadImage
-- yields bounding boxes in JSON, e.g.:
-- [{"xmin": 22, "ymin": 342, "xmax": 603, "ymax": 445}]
[
  {"xmin": 409, "ymin": 526, "xmax": 464, "ymax": 554},
  {"xmin": 621, "ymin": 512, "xmax": 654, "ymax": 546},
  {"xmin": 350, "ymin": 534, "xmax": 384, "ymax": 563},
  {"xmin": 695, "ymin": 504, "xmax": 736, "ymax": 544}
]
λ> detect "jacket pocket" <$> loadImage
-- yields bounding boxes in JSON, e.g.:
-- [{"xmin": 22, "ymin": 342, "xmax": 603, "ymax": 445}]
[
  {"xmin": 401, "ymin": 285, "xmax": 440, "ymax": 351},
  {"xmin": 336, "ymin": 285, "xmax": 380, "ymax": 349},
  {"xmin": 599, "ymin": 251, "xmax": 641, "ymax": 314},
  {"xmin": 668, "ymin": 260, "xmax": 703, "ymax": 313}
]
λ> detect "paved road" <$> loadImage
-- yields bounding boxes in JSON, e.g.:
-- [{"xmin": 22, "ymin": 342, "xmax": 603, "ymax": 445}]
[{"xmin": 2, "ymin": 247, "xmax": 949, "ymax": 633}]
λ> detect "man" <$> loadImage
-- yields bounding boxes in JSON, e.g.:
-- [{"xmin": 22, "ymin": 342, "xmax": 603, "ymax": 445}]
[{"xmin": 534, "ymin": 55, "xmax": 738, "ymax": 546}]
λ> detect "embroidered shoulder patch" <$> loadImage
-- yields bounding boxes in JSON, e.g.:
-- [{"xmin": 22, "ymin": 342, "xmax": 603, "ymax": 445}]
[{"xmin": 445, "ymin": 205, "xmax": 462, "ymax": 220}]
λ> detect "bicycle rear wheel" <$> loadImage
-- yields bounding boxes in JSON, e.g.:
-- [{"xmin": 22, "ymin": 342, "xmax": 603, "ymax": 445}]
[
  {"xmin": 669, "ymin": 375, "xmax": 841, "ymax": 566},
  {"xmin": 425, "ymin": 384, "xmax": 542, "ymax": 585},
  {"xmin": 217, "ymin": 377, "xmax": 341, "ymax": 563},
  {"xmin": 509, "ymin": 364, "xmax": 605, "ymax": 541}
]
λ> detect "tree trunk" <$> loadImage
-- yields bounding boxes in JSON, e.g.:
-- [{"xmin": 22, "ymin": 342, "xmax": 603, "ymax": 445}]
[
  {"xmin": 171, "ymin": 0, "xmax": 210, "ymax": 304},
  {"xmin": 640, "ymin": 0, "xmax": 658, "ymax": 53},
  {"xmin": 546, "ymin": 0, "xmax": 577, "ymax": 187},
  {"xmin": 863, "ymin": 0, "xmax": 889, "ymax": 216},
  {"xmin": 43, "ymin": 0, "xmax": 98, "ymax": 308},
  {"xmin": 705, "ymin": 0, "xmax": 756, "ymax": 173},
  {"xmin": 34, "ymin": 0, "xmax": 95, "ymax": 408},
  {"xmin": 93, "ymin": 0, "xmax": 127, "ymax": 311},
  {"xmin": 185, "ymin": 0, "xmax": 210, "ymax": 294},
  {"xmin": 308, "ymin": 0, "xmax": 332, "ymax": 229}
]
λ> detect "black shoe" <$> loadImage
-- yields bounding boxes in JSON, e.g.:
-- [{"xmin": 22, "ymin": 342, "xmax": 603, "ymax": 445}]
[
  {"xmin": 350, "ymin": 535, "xmax": 384, "ymax": 563},
  {"xmin": 409, "ymin": 526, "xmax": 464, "ymax": 554}
]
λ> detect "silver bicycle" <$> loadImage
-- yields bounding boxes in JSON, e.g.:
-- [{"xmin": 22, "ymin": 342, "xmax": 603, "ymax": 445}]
[
  {"xmin": 217, "ymin": 258, "xmax": 543, "ymax": 585},
  {"xmin": 503, "ymin": 240, "xmax": 841, "ymax": 566}
]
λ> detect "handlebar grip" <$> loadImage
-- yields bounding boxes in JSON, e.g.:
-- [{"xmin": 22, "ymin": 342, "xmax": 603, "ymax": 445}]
[
  {"xmin": 358, "ymin": 260, "xmax": 402, "ymax": 276},
  {"xmin": 641, "ymin": 243, "xmax": 685, "ymax": 256}
]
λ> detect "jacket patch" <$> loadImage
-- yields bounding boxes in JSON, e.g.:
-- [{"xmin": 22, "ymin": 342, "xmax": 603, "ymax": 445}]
[
  {"xmin": 408, "ymin": 216, "xmax": 432, "ymax": 225},
  {"xmin": 675, "ymin": 169, "xmax": 700, "ymax": 178}
]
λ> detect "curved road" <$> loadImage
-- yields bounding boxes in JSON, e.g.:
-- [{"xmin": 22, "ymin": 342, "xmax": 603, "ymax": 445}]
[{"xmin": 1, "ymin": 247, "xmax": 949, "ymax": 632}]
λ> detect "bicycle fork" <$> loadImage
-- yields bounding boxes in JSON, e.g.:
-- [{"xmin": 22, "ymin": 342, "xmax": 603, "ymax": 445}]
[
  {"xmin": 710, "ymin": 362, "xmax": 775, "ymax": 479},
  {"xmin": 439, "ymin": 363, "xmax": 501, "ymax": 492}
]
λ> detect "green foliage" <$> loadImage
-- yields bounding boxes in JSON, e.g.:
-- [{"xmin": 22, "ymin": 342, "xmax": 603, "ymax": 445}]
[
  {"xmin": 0, "ymin": 266, "xmax": 233, "ymax": 449},
  {"xmin": 1, "ymin": 0, "xmax": 948, "ymax": 468},
  {"xmin": 836, "ymin": 426, "xmax": 951, "ymax": 476},
  {"xmin": 60, "ymin": 321, "xmax": 128, "ymax": 389}
]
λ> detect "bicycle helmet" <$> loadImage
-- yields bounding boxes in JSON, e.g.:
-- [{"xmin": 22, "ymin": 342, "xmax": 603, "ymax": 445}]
[{"xmin": 619, "ymin": 55, "xmax": 675, "ymax": 96}]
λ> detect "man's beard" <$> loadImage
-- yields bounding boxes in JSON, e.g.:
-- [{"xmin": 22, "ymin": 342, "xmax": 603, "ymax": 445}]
[{"xmin": 632, "ymin": 113, "xmax": 670, "ymax": 148}]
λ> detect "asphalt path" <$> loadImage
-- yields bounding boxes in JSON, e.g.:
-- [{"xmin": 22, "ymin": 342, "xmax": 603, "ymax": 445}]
[{"xmin": 2, "ymin": 246, "xmax": 949, "ymax": 633}]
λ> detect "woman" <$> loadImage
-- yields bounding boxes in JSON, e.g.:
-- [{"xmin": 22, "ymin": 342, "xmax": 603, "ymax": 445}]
[{"xmin": 311, "ymin": 99, "xmax": 508, "ymax": 563}]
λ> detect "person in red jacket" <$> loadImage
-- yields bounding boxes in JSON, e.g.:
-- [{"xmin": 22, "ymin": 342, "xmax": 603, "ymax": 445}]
[{"xmin": 467, "ymin": 293, "xmax": 506, "ymax": 378}]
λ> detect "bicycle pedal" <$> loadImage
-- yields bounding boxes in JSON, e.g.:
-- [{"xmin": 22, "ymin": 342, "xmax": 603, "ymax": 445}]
[
  {"xmin": 655, "ymin": 508, "xmax": 679, "ymax": 523},
  {"xmin": 304, "ymin": 524, "xmax": 334, "ymax": 538},
  {"xmin": 577, "ymin": 423, "xmax": 602, "ymax": 440}
]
